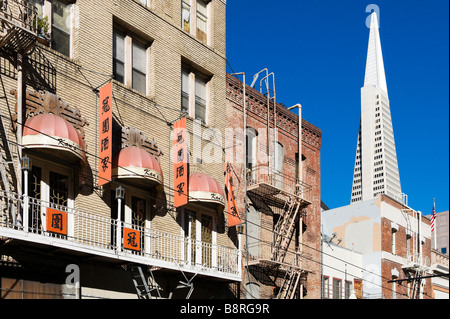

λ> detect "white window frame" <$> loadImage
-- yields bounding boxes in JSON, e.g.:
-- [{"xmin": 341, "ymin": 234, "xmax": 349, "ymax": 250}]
[
  {"xmin": 181, "ymin": 0, "xmax": 210, "ymax": 45},
  {"xmin": 27, "ymin": 157, "xmax": 74, "ymax": 236},
  {"xmin": 31, "ymin": 0, "xmax": 74, "ymax": 57},
  {"xmin": 113, "ymin": 28, "xmax": 150, "ymax": 95},
  {"xmin": 180, "ymin": 206, "xmax": 217, "ymax": 268},
  {"xmin": 181, "ymin": 68, "xmax": 209, "ymax": 125}
]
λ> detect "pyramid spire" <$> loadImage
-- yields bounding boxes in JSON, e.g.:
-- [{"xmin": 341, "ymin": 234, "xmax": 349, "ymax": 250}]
[
  {"xmin": 364, "ymin": 12, "xmax": 388, "ymax": 95},
  {"xmin": 350, "ymin": 11, "xmax": 402, "ymax": 205}
]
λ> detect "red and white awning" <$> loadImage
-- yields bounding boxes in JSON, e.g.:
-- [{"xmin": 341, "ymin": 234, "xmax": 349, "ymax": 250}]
[
  {"xmin": 113, "ymin": 146, "xmax": 163, "ymax": 186},
  {"xmin": 189, "ymin": 172, "xmax": 224, "ymax": 206},
  {"xmin": 22, "ymin": 113, "xmax": 86, "ymax": 162}
]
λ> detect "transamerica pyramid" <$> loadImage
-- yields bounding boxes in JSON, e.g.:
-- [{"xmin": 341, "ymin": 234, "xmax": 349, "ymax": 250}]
[{"xmin": 350, "ymin": 12, "xmax": 402, "ymax": 204}]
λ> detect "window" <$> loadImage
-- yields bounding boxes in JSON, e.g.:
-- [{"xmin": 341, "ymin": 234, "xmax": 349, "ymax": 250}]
[
  {"xmin": 181, "ymin": 0, "xmax": 191, "ymax": 32},
  {"xmin": 196, "ymin": 0, "xmax": 208, "ymax": 44},
  {"xmin": 24, "ymin": 158, "xmax": 73, "ymax": 234},
  {"xmin": 391, "ymin": 228, "xmax": 396, "ymax": 254},
  {"xmin": 181, "ymin": 70, "xmax": 190, "ymax": 113},
  {"xmin": 195, "ymin": 76, "xmax": 207, "ymax": 122},
  {"xmin": 183, "ymin": 209, "xmax": 216, "ymax": 267},
  {"xmin": 181, "ymin": 67, "xmax": 209, "ymax": 124},
  {"xmin": 30, "ymin": 0, "xmax": 73, "ymax": 57},
  {"xmin": 181, "ymin": 0, "xmax": 209, "ymax": 45},
  {"xmin": 333, "ymin": 278, "xmax": 342, "ymax": 299},
  {"xmin": 246, "ymin": 127, "xmax": 257, "ymax": 178},
  {"xmin": 113, "ymin": 30, "xmax": 126, "ymax": 84},
  {"xmin": 322, "ymin": 276, "xmax": 330, "ymax": 299},
  {"xmin": 132, "ymin": 40, "xmax": 147, "ymax": 94},
  {"xmin": 113, "ymin": 28, "xmax": 149, "ymax": 95},
  {"xmin": 345, "ymin": 281, "xmax": 352, "ymax": 299},
  {"xmin": 274, "ymin": 142, "xmax": 284, "ymax": 188},
  {"xmin": 354, "ymin": 279, "xmax": 363, "ymax": 299}
]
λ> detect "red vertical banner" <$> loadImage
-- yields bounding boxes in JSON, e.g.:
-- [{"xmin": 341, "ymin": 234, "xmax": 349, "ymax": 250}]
[
  {"xmin": 98, "ymin": 82, "xmax": 113, "ymax": 187},
  {"xmin": 174, "ymin": 117, "xmax": 188, "ymax": 207},
  {"xmin": 225, "ymin": 162, "xmax": 241, "ymax": 227}
]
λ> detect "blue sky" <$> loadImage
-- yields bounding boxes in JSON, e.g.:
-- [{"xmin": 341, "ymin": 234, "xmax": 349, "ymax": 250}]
[{"xmin": 225, "ymin": 1, "xmax": 449, "ymax": 215}]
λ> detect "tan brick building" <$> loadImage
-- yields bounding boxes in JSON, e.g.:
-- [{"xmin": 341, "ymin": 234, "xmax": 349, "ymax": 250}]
[
  {"xmin": 225, "ymin": 73, "xmax": 322, "ymax": 299},
  {"xmin": 1, "ymin": 0, "xmax": 242, "ymax": 299}
]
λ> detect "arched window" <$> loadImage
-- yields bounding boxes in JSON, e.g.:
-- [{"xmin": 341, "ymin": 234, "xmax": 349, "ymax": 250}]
[
  {"xmin": 246, "ymin": 127, "xmax": 257, "ymax": 178},
  {"xmin": 274, "ymin": 142, "xmax": 284, "ymax": 188}
]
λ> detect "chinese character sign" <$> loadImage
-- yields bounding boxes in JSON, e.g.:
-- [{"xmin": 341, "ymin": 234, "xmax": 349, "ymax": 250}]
[
  {"xmin": 98, "ymin": 81, "xmax": 113, "ymax": 186},
  {"xmin": 46, "ymin": 207, "xmax": 68, "ymax": 235},
  {"xmin": 174, "ymin": 117, "xmax": 188, "ymax": 207},
  {"xmin": 224, "ymin": 162, "xmax": 241, "ymax": 227},
  {"xmin": 123, "ymin": 227, "xmax": 141, "ymax": 251}
]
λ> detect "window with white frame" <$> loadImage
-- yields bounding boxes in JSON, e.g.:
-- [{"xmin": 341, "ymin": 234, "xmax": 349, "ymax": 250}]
[
  {"xmin": 182, "ymin": 208, "xmax": 216, "ymax": 267},
  {"xmin": 113, "ymin": 28, "xmax": 149, "ymax": 95},
  {"xmin": 24, "ymin": 158, "xmax": 74, "ymax": 234},
  {"xmin": 181, "ymin": 67, "xmax": 209, "ymax": 124},
  {"xmin": 333, "ymin": 278, "xmax": 342, "ymax": 299},
  {"xmin": 181, "ymin": 0, "xmax": 209, "ymax": 45},
  {"xmin": 322, "ymin": 276, "xmax": 329, "ymax": 299},
  {"xmin": 29, "ymin": 0, "xmax": 73, "ymax": 57}
]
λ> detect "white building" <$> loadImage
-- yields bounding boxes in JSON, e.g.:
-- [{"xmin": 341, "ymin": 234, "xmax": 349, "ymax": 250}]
[
  {"xmin": 351, "ymin": 12, "xmax": 402, "ymax": 204},
  {"xmin": 322, "ymin": 194, "xmax": 433, "ymax": 299},
  {"xmin": 321, "ymin": 237, "xmax": 364, "ymax": 299}
]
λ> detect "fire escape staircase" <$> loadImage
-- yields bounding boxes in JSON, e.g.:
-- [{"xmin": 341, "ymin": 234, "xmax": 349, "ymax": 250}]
[
  {"xmin": 247, "ymin": 167, "xmax": 311, "ymax": 299},
  {"xmin": 128, "ymin": 264, "xmax": 162, "ymax": 299},
  {"xmin": 0, "ymin": 1, "xmax": 37, "ymax": 214}
]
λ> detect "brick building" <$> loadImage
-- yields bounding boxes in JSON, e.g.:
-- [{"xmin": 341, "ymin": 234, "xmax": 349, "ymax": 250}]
[
  {"xmin": 0, "ymin": 0, "xmax": 242, "ymax": 299},
  {"xmin": 226, "ymin": 73, "xmax": 322, "ymax": 299}
]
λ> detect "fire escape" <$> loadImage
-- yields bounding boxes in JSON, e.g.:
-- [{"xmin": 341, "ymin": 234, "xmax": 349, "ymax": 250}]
[
  {"xmin": 246, "ymin": 165, "xmax": 312, "ymax": 299},
  {"xmin": 400, "ymin": 208, "xmax": 432, "ymax": 299},
  {"xmin": 0, "ymin": 0, "xmax": 38, "ymax": 225}
]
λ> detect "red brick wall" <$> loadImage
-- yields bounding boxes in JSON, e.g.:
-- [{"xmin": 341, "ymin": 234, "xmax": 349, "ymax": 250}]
[{"xmin": 226, "ymin": 74, "xmax": 322, "ymax": 299}]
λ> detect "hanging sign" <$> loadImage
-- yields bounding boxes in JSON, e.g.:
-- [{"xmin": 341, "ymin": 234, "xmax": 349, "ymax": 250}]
[
  {"xmin": 98, "ymin": 81, "xmax": 113, "ymax": 187},
  {"xmin": 224, "ymin": 162, "xmax": 241, "ymax": 227},
  {"xmin": 46, "ymin": 207, "xmax": 68, "ymax": 235},
  {"xmin": 174, "ymin": 117, "xmax": 189, "ymax": 207},
  {"xmin": 123, "ymin": 227, "xmax": 141, "ymax": 251}
]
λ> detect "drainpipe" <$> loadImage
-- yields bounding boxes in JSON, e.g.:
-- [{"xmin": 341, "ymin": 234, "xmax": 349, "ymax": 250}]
[
  {"xmin": 287, "ymin": 104, "xmax": 303, "ymax": 190},
  {"xmin": 16, "ymin": 53, "xmax": 24, "ymax": 226}
]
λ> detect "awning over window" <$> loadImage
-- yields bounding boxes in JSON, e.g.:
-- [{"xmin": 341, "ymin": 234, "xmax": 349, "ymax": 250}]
[
  {"xmin": 189, "ymin": 172, "xmax": 224, "ymax": 207},
  {"xmin": 113, "ymin": 146, "xmax": 163, "ymax": 186},
  {"xmin": 22, "ymin": 113, "xmax": 86, "ymax": 162}
]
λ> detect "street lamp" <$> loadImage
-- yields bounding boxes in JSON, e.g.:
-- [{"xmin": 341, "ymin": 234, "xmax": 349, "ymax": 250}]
[
  {"xmin": 21, "ymin": 155, "xmax": 32, "ymax": 232},
  {"xmin": 115, "ymin": 185, "xmax": 125, "ymax": 251}
]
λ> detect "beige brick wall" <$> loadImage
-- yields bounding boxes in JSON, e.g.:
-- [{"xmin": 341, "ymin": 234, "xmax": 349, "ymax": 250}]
[{"xmin": 1, "ymin": 0, "xmax": 233, "ymax": 250}]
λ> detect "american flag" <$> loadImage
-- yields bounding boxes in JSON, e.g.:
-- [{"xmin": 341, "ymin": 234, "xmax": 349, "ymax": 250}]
[{"xmin": 431, "ymin": 199, "xmax": 436, "ymax": 232}]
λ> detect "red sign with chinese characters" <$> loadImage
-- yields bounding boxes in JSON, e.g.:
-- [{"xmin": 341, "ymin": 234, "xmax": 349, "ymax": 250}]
[
  {"xmin": 46, "ymin": 207, "xmax": 68, "ymax": 235},
  {"xmin": 123, "ymin": 227, "xmax": 141, "ymax": 251},
  {"xmin": 173, "ymin": 117, "xmax": 188, "ymax": 208},
  {"xmin": 98, "ymin": 81, "xmax": 113, "ymax": 187},
  {"xmin": 225, "ymin": 162, "xmax": 241, "ymax": 227}
]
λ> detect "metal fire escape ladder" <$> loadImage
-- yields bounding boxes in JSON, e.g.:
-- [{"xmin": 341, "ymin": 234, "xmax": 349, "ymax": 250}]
[
  {"xmin": 272, "ymin": 197, "xmax": 300, "ymax": 263},
  {"xmin": 129, "ymin": 265, "xmax": 154, "ymax": 299},
  {"xmin": 276, "ymin": 266, "xmax": 302, "ymax": 299}
]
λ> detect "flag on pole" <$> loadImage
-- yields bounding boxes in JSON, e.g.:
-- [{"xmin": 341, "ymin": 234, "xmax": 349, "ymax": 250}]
[{"xmin": 431, "ymin": 198, "xmax": 436, "ymax": 232}]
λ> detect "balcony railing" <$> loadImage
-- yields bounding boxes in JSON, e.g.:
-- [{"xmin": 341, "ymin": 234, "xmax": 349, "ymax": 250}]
[
  {"xmin": 0, "ymin": 0, "xmax": 37, "ymax": 32},
  {"xmin": 0, "ymin": 0, "xmax": 37, "ymax": 54},
  {"xmin": 247, "ymin": 164, "xmax": 312, "ymax": 203},
  {"xmin": 0, "ymin": 191, "xmax": 241, "ymax": 280},
  {"xmin": 246, "ymin": 240, "xmax": 312, "ymax": 272}
]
